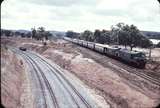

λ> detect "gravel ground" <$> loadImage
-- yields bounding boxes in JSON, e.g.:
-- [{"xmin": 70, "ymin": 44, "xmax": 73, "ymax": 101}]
[
  {"xmin": 42, "ymin": 40, "xmax": 160, "ymax": 108},
  {"xmin": 1, "ymin": 37, "xmax": 160, "ymax": 108},
  {"xmin": 9, "ymin": 48, "xmax": 110, "ymax": 108},
  {"xmin": 1, "ymin": 45, "xmax": 34, "ymax": 108},
  {"xmin": 42, "ymin": 46, "xmax": 160, "ymax": 108}
]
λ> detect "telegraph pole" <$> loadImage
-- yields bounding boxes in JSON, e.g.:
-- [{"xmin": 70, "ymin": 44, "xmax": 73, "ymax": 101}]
[
  {"xmin": 149, "ymin": 47, "xmax": 152, "ymax": 60},
  {"xmin": 149, "ymin": 45, "xmax": 154, "ymax": 60},
  {"xmin": 148, "ymin": 0, "xmax": 160, "ymax": 60}
]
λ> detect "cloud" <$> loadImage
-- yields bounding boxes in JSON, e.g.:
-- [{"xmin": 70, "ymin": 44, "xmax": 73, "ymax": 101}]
[
  {"xmin": 93, "ymin": 9, "xmax": 128, "ymax": 17},
  {"xmin": 1, "ymin": 0, "xmax": 160, "ymax": 32},
  {"xmin": 23, "ymin": 0, "xmax": 97, "ymax": 7}
]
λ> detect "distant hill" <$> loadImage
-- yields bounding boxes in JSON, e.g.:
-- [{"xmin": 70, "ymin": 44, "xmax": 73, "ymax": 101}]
[
  {"xmin": 16, "ymin": 30, "xmax": 30, "ymax": 34},
  {"xmin": 49, "ymin": 30, "xmax": 66, "ymax": 36},
  {"xmin": 141, "ymin": 31, "xmax": 160, "ymax": 40},
  {"xmin": 4, "ymin": 29, "xmax": 30, "ymax": 33},
  {"xmin": 1, "ymin": 29, "xmax": 66, "ymax": 38},
  {"xmin": 2, "ymin": 29, "xmax": 160, "ymax": 40}
]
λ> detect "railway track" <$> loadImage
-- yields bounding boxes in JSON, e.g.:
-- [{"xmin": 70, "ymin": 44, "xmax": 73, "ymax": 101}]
[
  {"xmin": 27, "ymin": 51, "xmax": 92, "ymax": 108},
  {"xmin": 11, "ymin": 48, "xmax": 95, "ymax": 108},
  {"xmin": 25, "ymin": 56, "xmax": 59, "ymax": 108},
  {"xmin": 76, "ymin": 46, "xmax": 160, "ymax": 87},
  {"xmin": 12, "ymin": 49, "xmax": 56, "ymax": 108}
]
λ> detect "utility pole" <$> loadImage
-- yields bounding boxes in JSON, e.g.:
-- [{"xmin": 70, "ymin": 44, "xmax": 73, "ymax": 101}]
[
  {"xmin": 149, "ymin": 45, "xmax": 154, "ymax": 60},
  {"xmin": 149, "ymin": 47, "xmax": 152, "ymax": 60}
]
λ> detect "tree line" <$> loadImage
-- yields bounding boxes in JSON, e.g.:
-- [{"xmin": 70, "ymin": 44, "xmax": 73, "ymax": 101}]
[
  {"xmin": 1, "ymin": 29, "xmax": 32, "ymax": 38},
  {"xmin": 1, "ymin": 27, "xmax": 52, "ymax": 41},
  {"xmin": 31, "ymin": 27, "xmax": 52, "ymax": 41},
  {"xmin": 66, "ymin": 23, "xmax": 155, "ymax": 50}
]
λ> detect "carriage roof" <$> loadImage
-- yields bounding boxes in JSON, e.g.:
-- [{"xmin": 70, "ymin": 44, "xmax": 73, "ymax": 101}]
[{"xmin": 119, "ymin": 49, "xmax": 144, "ymax": 54}]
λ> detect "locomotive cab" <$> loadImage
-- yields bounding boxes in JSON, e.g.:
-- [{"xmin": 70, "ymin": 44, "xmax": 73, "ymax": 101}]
[
  {"xmin": 131, "ymin": 52, "xmax": 146, "ymax": 68},
  {"xmin": 118, "ymin": 49, "xmax": 147, "ymax": 68}
]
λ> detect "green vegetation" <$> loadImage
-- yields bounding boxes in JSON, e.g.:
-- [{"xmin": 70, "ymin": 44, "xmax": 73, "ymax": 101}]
[
  {"xmin": 1, "ymin": 27, "xmax": 52, "ymax": 42},
  {"xmin": 157, "ymin": 42, "xmax": 160, "ymax": 48},
  {"xmin": 31, "ymin": 27, "xmax": 52, "ymax": 41},
  {"xmin": 1, "ymin": 30, "xmax": 13, "ymax": 37},
  {"xmin": 111, "ymin": 23, "xmax": 152, "ymax": 50},
  {"xmin": 80, "ymin": 30, "xmax": 94, "ymax": 42},
  {"xmin": 66, "ymin": 23, "xmax": 153, "ymax": 50},
  {"xmin": 66, "ymin": 30, "xmax": 80, "ymax": 39}
]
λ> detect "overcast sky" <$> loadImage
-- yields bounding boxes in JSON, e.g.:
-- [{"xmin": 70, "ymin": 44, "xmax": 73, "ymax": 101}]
[{"xmin": 1, "ymin": 0, "xmax": 160, "ymax": 32}]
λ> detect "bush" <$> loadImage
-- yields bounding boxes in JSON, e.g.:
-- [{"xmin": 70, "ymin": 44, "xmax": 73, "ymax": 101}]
[
  {"xmin": 156, "ymin": 42, "xmax": 160, "ymax": 48},
  {"xmin": 43, "ymin": 42, "xmax": 47, "ymax": 46}
]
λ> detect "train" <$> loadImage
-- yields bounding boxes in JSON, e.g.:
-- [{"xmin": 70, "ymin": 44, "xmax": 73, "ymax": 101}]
[{"xmin": 64, "ymin": 37, "xmax": 147, "ymax": 68}]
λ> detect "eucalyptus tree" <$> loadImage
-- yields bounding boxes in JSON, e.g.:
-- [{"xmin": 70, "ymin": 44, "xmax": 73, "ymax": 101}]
[
  {"xmin": 31, "ymin": 28, "xmax": 37, "ymax": 39},
  {"xmin": 81, "ymin": 30, "xmax": 94, "ymax": 41},
  {"xmin": 37, "ymin": 27, "xmax": 46, "ymax": 40},
  {"xmin": 94, "ymin": 29, "xmax": 101, "ymax": 43},
  {"xmin": 111, "ymin": 23, "xmax": 152, "ymax": 50},
  {"xmin": 100, "ymin": 30, "xmax": 111, "ymax": 44}
]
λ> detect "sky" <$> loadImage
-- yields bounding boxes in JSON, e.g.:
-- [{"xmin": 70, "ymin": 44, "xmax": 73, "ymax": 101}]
[{"xmin": 1, "ymin": 0, "xmax": 160, "ymax": 32}]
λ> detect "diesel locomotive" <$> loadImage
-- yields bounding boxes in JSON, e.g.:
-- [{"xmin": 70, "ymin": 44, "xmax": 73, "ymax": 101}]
[{"xmin": 64, "ymin": 37, "xmax": 147, "ymax": 68}]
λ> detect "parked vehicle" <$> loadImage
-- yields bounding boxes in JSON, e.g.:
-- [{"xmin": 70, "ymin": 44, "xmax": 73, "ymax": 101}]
[{"xmin": 19, "ymin": 47, "xmax": 27, "ymax": 51}]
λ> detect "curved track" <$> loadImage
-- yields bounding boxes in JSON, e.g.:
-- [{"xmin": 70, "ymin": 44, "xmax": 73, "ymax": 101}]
[{"xmin": 11, "ymin": 48, "xmax": 99, "ymax": 108}]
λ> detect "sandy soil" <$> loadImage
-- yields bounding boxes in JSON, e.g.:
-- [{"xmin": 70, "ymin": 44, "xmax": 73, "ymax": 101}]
[
  {"xmin": 1, "ymin": 45, "xmax": 34, "ymax": 108},
  {"xmin": 1, "ymin": 37, "xmax": 160, "ymax": 108},
  {"xmin": 42, "ymin": 46, "xmax": 160, "ymax": 108}
]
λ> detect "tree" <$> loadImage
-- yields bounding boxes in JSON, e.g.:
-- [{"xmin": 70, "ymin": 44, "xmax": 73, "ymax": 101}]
[
  {"xmin": 111, "ymin": 23, "xmax": 128, "ymax": 46},
  {"xmin": 45, "ymin": 31, "xmax": 52, "ymax": 40},
  {"xmin": 31, "ymin": 28, "xmax": 37, "ymax": 39},
  {"xmin": 101, "ymin": 30, "xmax": 111, "ymax": 44},
  {"xmin": 66, "ymin": 31, "xmax": 74, "ymax": 38},
  {"xmin": 2, "ymin": 30, "xmax": 13, "ymax": 37},
  {"xmin": 25, "ymin": 32, "xmax": 32, "ymax": 38},
  {"xmin": 157, "ymin": 42, "xmax": 160, "ymax": 48},
  {"xmin": 66, "ymin": 31, "xmax": 79, "ymax": 38},
  {"xmin": 94, "ymin": 29, "xmax": 101, "ymax": 43},
  {"xmin": 15, "ymin": 31, "xmax": 21, "ymax": 36},
  {"xmin": 21, "ymin": 33, "xmax": 25, "ymax": 38},
  {"xmin": 111, "ymin": 23, "xmax": 152, "ymax": 50},
  {"xmin": 110, "ymin": 24, "xmax": 123, "ymax": 45},
  {"xmin": 81, "ymin": 30, "xmax": 94, "ymax": 41},
  {"xmin": 31, "ymin": 27, "xmax": 52, "ymax": 41},
  {"xmin": 37, "ymin": 27, "xmax": 45, "ymax": 40},
  {"xmin": 128, "ymin": 24, "xmax": 141, "ymax": 50},
  {"xmin": 139, "ymin": 37, "xmax": 153, "ymax": 48}
]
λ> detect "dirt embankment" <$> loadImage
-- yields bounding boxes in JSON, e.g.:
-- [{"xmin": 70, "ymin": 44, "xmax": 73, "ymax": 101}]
[
  {"xmin": 1, "ymin": 45, "xmax": 33, "ymax": 108},
  {"xmin": 42, "ymin": 44, "xmax": 160, "ymax": 108},
  {"xmin": 1, "ymin": 37, "xmax": 160, "ymax": 108}
]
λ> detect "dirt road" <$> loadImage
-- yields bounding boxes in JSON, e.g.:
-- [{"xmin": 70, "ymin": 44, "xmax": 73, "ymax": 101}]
[{"xmin": 10, "ymin": 47, "xmax": 109, "ymax": 108}]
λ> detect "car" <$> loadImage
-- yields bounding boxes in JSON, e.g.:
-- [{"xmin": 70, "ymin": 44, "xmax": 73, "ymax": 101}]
[{"xmin": 19, "ymin": 47, "xmax": 27, "ymax": 51}]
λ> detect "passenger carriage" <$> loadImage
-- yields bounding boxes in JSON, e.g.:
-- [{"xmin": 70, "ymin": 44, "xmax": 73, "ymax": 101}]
[{"xmin": 65, "ymin": 37, "xmax": 147, "ymax": 68}]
